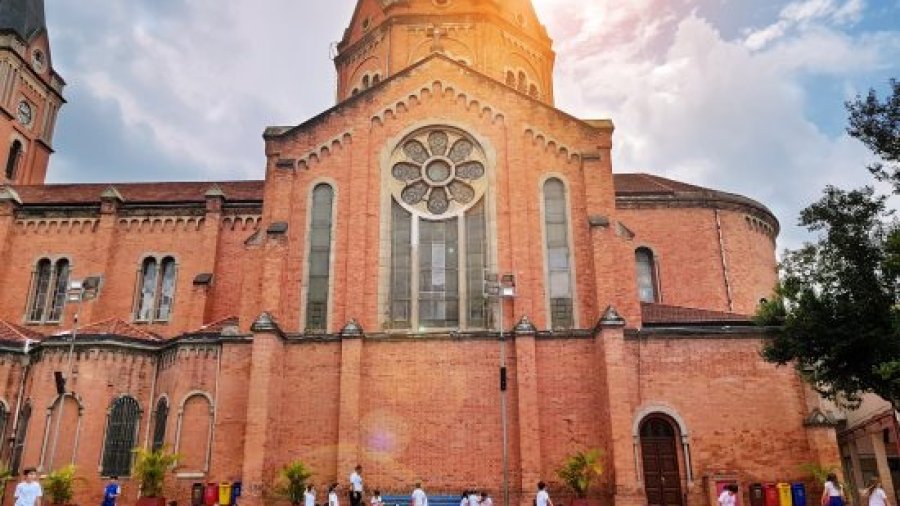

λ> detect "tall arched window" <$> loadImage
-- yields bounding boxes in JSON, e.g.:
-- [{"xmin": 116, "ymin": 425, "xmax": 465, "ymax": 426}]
[
  {"xmin": 543, "ymin": 179, "xmax": 574, "ymax": 329},
  {"xmin": 306, "ymin": 184, "xmax": 335, "ymax": 331},
  {"xmin": 151, "ymin": 397, "xmax": 169, "ymax": 452},
  {"xmin": 10, "ymin": 401, "xmax": 31, "ymax": 474},
  {"xmin": 5, "ymin": 140, "xmax": 22, "ymax": 180},
  {"xmin": 387, "ymin": 127, "xmax": 490, "ymax": 330},
  {"xmin": 135, "ymin": 256, "xmax": 177, "ymax": 322},
  {"xmin": 26, "ymin": 258, "xmax": 70, "ymax": 324},
  {"xmin": 635, "ymin": 247, "xmax": 659, "ymax": 303},
  {"xmin": 101, "ymin": 396, "xmax": 140, "ymax": 476}
]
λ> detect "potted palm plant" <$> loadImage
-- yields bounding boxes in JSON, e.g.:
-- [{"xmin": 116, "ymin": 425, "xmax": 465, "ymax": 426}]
[
  {"xmin": 557, "ymin": 449, "xmax": 604, "ymax": 506},
  {"xmin": 43, "ymin": 464, "xmax": 78, "ymax": 506},
  {"xmin": 132, "ymin": 447, "xmax": 180, "ymax": 506},
  {"xmin": 274, "ymin": 460, "xmax": 313, "ymax": 505}
]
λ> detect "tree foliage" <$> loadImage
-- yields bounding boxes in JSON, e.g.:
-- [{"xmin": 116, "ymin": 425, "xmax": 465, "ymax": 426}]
[
  {"xmin": 760, "ymin": 79, "xmax": 900, "ymax": 409},
  {"xmin": 273, "ymin": 460, "xmax": 313, "ymax": 505},
  {"xmin": 556, "ymin": 449, "xmax": 603, "ymax": 499},
  {"xmin": 847, "ymin": 79, "xmax": 900, "ymax": 191}
]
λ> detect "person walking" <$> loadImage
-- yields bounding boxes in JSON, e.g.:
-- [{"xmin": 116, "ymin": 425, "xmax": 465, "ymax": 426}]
[
  {"xmin": 330, "ymin": 483, "xmax": 341, "ymax": 506},
  {"xmin": 821, "ymin": 473, "xmax": 844, "ymax": 506},
  {"xmin": 468, "ymin": 489, "xmax": 479, "ymax": 506},
  {"xmin": 350, "ymin": 466, "xmax": 364, "ymax": 506},
  {"xmin": 480, "ymin": 492, "xmax": 492, "ymax": 506},
  {"xmin": 14, "ymin": 468, "xmax": 42, "ymax": 506},
  {"xmin": 102, "ymin": 476, "xmax": 121, "ymax": 506},
  {"xmin": 412, "ymin": 482, "xmax": 428, "ymax": 506},
  {"xmin": 866, "ymin": 477, "xmax": 890, "ymax": 506},
  {"xmin": 718, "ymin": 484, "xmax": 737, "ymax": 506},
  {"xmin": 305, "ymin": 484, "xmax": 316, "ymax": 506},
  {"xmin": 536, "ymin": 482, "xmax": 552, "ymax": 506}
]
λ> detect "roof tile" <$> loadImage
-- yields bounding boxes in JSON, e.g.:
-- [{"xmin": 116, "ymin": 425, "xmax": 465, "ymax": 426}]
[
  {"xmin": 641, "ymin": 302, "xmax": 753, "ymax": 326},
  {"xmin": 0, "ymin": 320, "xmax": 44, "ymax": 343},
  {"xmin": 58, "ymin": 318, "xmax": 162, "ymax": 342}
]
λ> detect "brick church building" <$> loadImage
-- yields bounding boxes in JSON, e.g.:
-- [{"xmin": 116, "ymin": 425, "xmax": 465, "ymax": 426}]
[{"xmin": 0, "ymin": 0, "xmax": 840, "ymax": 505}]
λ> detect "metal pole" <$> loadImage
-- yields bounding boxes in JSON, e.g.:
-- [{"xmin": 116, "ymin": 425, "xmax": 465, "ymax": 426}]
[
  {"xmin": 48, "ymin": 296, "xmax": 79, "ymax": 471},
  {"xmin": 500, "ymin": 297, "xmax": 509, "ymax": 506}
]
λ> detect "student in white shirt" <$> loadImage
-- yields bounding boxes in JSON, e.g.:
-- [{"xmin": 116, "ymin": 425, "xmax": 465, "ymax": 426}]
[
  {"xmin": 460, "ymin": 491, "xmax": 468, "ymax": 506},
  {"xmin": 821, "ymin": 473, "xmax": 844, "ymax": 506},
  {"xmin": 480, "ymin": 492, "xmax": 493, "ymax": 506},
  {"xmin": 536, "ymin": 482, "xmax": 552, "ymax": 506},
  {"xmin": 866, "ymin": 477, "xmax": 890, "ymax": 506},
  {"xmin": 350, "ymin": 466, "xmax": 364, "ymax": 506},
  {"xmin": 370, "ymin": 489, "xmax": 383, "ymax": 506},
  {"xmin": 717, "ymin": 484, "xmax": 737, "ymax": 506},
  {"xmin": 14, "ymin": 468, "xmax": 42, "ymax": 506},
  {"xmin": 468, "ymin": 490, "xmax": 479, "ymax": 506},
  {"xmin": 412, "ymin": 482, "xmax": 428, "ymax": 506},
  {"xmin": 330, "ymin": 483, "xmax": 341, "ymax": 506},
  {"xmin": 305, "ymin": 485, "xmax": 316, "ymax": 506}
]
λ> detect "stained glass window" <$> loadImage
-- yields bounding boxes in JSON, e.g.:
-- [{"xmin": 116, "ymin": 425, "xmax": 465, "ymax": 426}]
[
  {"xmin": 543, "ymin": 179, "xmax": 574, "ymax": 329},
  {"xmin": 306, "ymin": 184, "xmax": 334, "ymax": 331},
  {"xmin": 101, "ymin": 396, "xmax": 140, "ymax": 476}
]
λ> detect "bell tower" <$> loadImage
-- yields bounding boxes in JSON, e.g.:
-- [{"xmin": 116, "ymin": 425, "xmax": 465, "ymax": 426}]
[
  {"xmin": 0, "ymin": 0, "xmax": 64, "ymax": 186},
  {"xmin": 334, "ymin": 0, "xmax": 555, "ymax": 105}
]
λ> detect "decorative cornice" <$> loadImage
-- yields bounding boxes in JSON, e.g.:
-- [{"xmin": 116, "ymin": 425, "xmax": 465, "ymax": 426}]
[
  {"xmin": 599, "ymin": 305, "xmax": 626, "ymax": 327},
  {"xmin": 100, "ymin": 185, "xmax": 125, "ymax": 202},
  {"xmin": 340, "ymin": 319, "xmax": 364, "ymax": 338},
  {"xmin": 0, "ymin": 185, "xmax": 21, "ymax": 204},
  {"xmin": 250, "ymin": 312, "xmax": 284, "ymax": 338},
  {"xmin": 513, "ymin": 315, "xmax": 537, "ymax": 336},
  {"xmin": 803, "ymin": 408, "xmax": 838, "ymax": 428}
]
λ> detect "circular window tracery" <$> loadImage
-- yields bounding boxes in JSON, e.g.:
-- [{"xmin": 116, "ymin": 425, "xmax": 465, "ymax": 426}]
[{"xmin": 388, "ymin": 127, "xmax": 487, "ymax": 217}]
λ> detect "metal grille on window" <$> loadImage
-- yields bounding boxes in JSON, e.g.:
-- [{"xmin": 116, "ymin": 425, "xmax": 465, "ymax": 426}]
[
  {"xmin": 151, "ymin": 398, "xmax": 168, "ymax": 452},
  {"xmin": 635, "ymin": 248, "xmax": 659, "ymax": 303},
  {"xmin": 155, "ymin": 257, "xmax": 176, "ymax": 321},
  {"xmin": 419, "ymin": 217, "xmax": 459, "ymax": 328},
  {"xmin": 102, "ymin": 396, "xmax": 140, "ymax": 477},
  {"xmin": 10, "ymin": 402, "xmax": 30, "ymax": 474},
  {"xmin": 27, "ymin": 259, "xmax": 52, "ymax": 322},
  {"xmin": 543, "ymin": 179, "xmax": 574, "ymax": 329},
  {"xmin": 136, "ymin": 258, "xmax": 158, "ymax": 321},
  {"xmin": 306, "ymin": 184, "xmax": 334, "ymax": 332},
  {"xmin": 47, "ymin": 259, "xmax": 70, "ymax": 322}
]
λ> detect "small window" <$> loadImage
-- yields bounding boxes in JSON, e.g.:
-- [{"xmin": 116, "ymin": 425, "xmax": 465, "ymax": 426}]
[
  {"xmin": 351, "ymin": 88, "xmax": 360, "ymax": 96},
  {"xmin": 635, "ymin": 247, "xmax": 659, "ymax": 303},
  {"xmin": 151, "ymin": 397, "xmax": 168, "ymax": 452},
  {"xmin": 372, "ymin": 73, "xmax": 381, "ymax": 85},
  {"xmin": 10, "ymin": 401, "xmax": 30, "ymax": 474},
  {"xmin": 5, "ymin": 140, "xmax": 22, "ymax": 180},
  {"xmin": 101, "ymin": 396, "xmax": 140, "ymax": 477},
  {"xmin": 26, "ymin": 258, "xmax": 69, "ymax": 324},
  {"xmin": 518, "ymin": 71, "xmax": 527, "ymax": 92},
  {"xmin": 529, "ymin": 84, "xmax": 539, "ymax": 98},
  {"xmin": 362, "ymin": 74, "xmax": 370, "ymax": 90},
  {"xmin": 134, "ymin": 256, "xmax": 177, "ymax": 322},
  {"xmin": 506, "ymin": 71, "xmax": 516, "ymax": 87}
]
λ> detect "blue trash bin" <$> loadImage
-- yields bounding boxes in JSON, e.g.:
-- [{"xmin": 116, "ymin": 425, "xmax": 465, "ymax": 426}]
[{"xmin": 791, "ymin": 483, "xmax": 807, "ymax": 506}]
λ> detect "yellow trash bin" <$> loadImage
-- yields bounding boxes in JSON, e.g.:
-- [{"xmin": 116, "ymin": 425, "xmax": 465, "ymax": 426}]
[
  {"xmin": 219, "ymin": 481, "xmax": 233, "ymax": 505},
  {"xmin": 777, "ymin": 482, "xmax": 793, "ymax": 506}
]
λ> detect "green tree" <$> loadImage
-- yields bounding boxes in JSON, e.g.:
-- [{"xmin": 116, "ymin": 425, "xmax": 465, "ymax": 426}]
[
  {"xmin": 759, "ymin": 79, "xmax": 900, "ymax": 409},
  {"xmin": 846, "ymin": 79, "xmax": 900, "ymax": 191}
]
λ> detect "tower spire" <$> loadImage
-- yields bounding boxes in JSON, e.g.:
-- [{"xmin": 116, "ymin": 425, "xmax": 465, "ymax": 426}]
[{"xmin": 0, "ymin": 0, "xmax": 46, "ymax": 42}]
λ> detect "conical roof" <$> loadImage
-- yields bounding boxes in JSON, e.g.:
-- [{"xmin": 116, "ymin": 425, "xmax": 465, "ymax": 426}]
[{"xmin": 0, "ymin": 0, "xmax": 45, "ymax": 41}]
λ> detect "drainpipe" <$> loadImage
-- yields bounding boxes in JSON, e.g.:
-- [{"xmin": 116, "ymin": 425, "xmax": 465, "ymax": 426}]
[{"xmin": 714, "ymin": 209, "xmax": 734, "ymax": 312}]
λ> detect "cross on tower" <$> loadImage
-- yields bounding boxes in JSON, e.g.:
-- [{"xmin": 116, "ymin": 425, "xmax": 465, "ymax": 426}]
[{"xmin": 427, "ymin": 24, "xmax": 446, "ymax": 53}]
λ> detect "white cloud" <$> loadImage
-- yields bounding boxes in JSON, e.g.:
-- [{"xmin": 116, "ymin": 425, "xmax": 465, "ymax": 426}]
[
  {"xmin": 534, "ymin": 0, "xmax": 899, "ymax": 249},
  {"xmin": 744, "ymin": 0, "xmax": 866, "ymax": 50}
]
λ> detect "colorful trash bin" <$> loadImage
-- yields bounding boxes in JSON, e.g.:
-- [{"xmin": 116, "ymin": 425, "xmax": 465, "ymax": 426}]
[
  {"xmin": 204, "ymin": 482, "xmax": 218, "ymax": 506},
  {"xmin": 232, "ymin": 481, "xmax": 243, "ymax": 504},
  {"xmin": 764, "ymin": 483, "xmax": 779, "ymax": 506},
  {"xmin": 191, "ymin": 483, "xmax": 204, "ymax": 506},
  {"xmin": 777, "ymin": 483, "xmax": 793, "ymax": 506},
  {"xmin": 219, "ymin": 482, "xmax": 233, "ymax": 505},
  {"xmin": 790, "ymin": 483, "xmax": 807, "ymax": 506},
  {"xmin": 749, "ymin": 483, "xmax": 765, "ymax": 506}
]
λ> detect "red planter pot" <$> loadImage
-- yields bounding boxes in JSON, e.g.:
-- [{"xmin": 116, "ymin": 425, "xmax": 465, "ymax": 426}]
[{"xmin": 136, "ymin": 497, "xmax": 167, "ymax": 506}]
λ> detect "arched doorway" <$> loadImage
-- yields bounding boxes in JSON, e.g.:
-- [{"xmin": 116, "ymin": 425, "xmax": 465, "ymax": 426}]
[{"xmin": 640, "ymin": 415, "xmax": 684, "ymax": 506}]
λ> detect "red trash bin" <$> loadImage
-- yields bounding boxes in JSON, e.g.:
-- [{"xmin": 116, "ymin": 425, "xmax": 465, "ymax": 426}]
[
  {"xmin": 764, "ymin": 483, "xmax": 779, "ymax": 506},
  {"xmin": 204, "ymin": 482, "xmax": 218, "ymax": 506}
]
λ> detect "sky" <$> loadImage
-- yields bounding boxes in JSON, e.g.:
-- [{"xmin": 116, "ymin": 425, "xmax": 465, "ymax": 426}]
[{"xmin": 43, "ymin": 0, "xmax": 900, "ymax": 250}]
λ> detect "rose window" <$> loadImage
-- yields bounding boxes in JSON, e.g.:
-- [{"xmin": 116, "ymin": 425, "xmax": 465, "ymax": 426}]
[{"xmin": 389, "ymin": 128, "xmax": 488, "ymax": 217}]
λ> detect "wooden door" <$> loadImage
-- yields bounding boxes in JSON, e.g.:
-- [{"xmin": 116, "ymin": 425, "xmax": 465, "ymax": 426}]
[{"xmin": 641, "ymin": 417, "xmax": 683, "ymax": 506}]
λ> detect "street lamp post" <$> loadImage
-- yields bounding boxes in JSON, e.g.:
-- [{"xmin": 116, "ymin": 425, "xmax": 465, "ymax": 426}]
[
  {"xmin": 486, "ymin": 273, "xmax": 517, "ymax": 506},
  {"xmin": 47, "ymin": 276, "xmax": 101, "ymax": 472}
]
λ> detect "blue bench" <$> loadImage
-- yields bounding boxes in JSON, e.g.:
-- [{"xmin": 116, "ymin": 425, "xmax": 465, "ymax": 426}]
[{"xmin": 381, "ymin": 495, "xmax": 463, "ymax": 506}]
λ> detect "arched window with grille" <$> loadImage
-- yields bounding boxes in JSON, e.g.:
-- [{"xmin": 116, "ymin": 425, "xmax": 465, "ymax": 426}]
[
  {"xmin": 305, "ymin": 183, "xmax": 335, "ymax": 331},
  {"xmin": 26, "ymin": 258, "xmax": 70, "ymax": 324},
  {"xmin": 135, "ymin": 256, "xmax": 177, "ymax": 322},
  {"xmin": 101, "ymin": 396, "xmax": 141, "ymax": 477},
  {"xmin": 635, "ymin": 247, "xmax": 660, "ymax": 303},
  {"xmin": 543, "ymin": 178, "xmax": 574, "ymax": 329},
  {"xmin": 151, "ymin": 397, "xmax": 169, "ymax": 452},
  {"xmin": 5, "ymin": 139, "xmax": 22, "ymax": 180}
]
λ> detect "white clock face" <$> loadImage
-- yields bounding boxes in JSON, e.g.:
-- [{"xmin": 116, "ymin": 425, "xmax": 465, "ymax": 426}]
[{"xmin": 17, "ymin": 101, "xmax": 32, "ymax": 126}]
